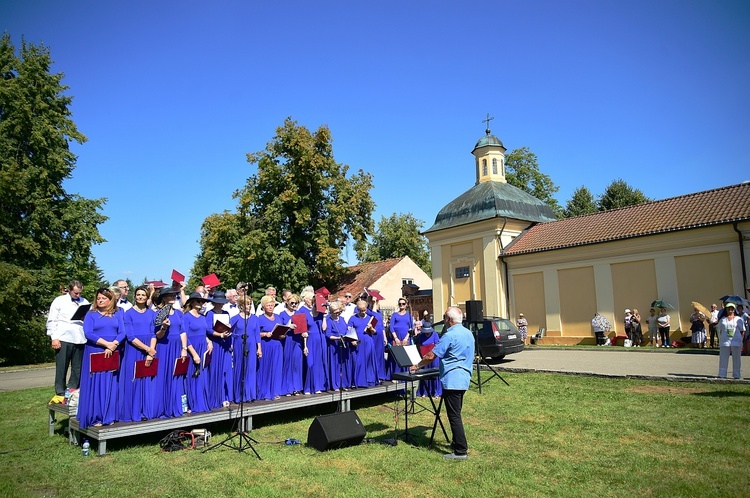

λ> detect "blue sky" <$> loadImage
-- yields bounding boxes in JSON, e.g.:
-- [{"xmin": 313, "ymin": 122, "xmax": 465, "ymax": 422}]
[{"xmin": 3, "ymin": 1, "xmax": 749, "ymax": 286}]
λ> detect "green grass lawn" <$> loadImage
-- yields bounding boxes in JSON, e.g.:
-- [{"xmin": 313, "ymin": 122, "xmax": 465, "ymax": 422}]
[{"xmin": 1, "ymin": 373, "xmax": 748, "ymax": 498}]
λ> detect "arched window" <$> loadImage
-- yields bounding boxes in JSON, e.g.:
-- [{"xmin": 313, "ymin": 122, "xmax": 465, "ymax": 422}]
[
  {"xmin": 482, "ymin": 159, "xmax": 487, "ymax": 176},
  {"xmin": 492, "ymin": 158, "xmax": 498, "ymax": 174}
]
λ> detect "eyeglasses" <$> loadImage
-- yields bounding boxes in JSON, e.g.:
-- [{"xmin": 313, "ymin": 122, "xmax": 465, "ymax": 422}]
[
  {"xmin": 399, "ymin": 302, "xmax": 407, "ymax": 306},
  {"xmin": 345, "ymin": 295, "xmax": 352, "ymax": 298},
  {"xmin": 289, "ymin": 302, "xmax": 299, "ymax": 306}
]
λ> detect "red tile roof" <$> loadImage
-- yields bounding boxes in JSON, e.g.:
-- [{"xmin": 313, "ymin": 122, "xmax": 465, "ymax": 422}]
[
  {"xmin": 333, "ymin": 257, "xmax": 405, "ymax": 298},
  {"xmin": 504, "ymin": 182, "xmax": 750, "ymax": 256}
]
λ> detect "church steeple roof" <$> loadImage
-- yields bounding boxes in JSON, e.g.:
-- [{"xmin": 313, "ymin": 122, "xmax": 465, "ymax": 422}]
[{"xmin": 424, "ymin": 114, "xmax": 557, "ymax": 233}]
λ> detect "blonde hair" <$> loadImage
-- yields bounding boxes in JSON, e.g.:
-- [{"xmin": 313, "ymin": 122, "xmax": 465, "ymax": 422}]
[{"xmin": 260, "ymin": 295, "xmax": 276, "ymax": 306}]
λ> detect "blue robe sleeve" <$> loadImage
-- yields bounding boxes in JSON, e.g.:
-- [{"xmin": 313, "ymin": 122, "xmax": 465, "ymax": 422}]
[{"xmin": 83, "ymin": 312, "xmax": 100, "ymax": 343}]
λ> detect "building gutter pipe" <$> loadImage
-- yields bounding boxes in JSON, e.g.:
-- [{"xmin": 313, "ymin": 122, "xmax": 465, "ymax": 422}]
[{"xmin": 733, "ymin": 222, "xmax": 748, "ymax": 298}]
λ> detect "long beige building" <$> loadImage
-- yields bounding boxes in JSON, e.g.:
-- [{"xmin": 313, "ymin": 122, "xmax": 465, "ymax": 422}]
[{"xmin": 425, "ymin": 127, "xmax": 750, "ymax": 344}]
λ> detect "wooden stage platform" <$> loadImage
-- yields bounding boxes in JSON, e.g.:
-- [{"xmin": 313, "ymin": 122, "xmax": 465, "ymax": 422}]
[{"xmin": 48, "ymin": 383, "xmax": 404, "ymax": 456}]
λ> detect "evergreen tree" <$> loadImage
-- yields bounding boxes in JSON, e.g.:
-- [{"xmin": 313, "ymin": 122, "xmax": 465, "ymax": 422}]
[
  {"xmin": 598, "ymin": 179, "xmax": 650, "ymax": 211},
  {"xmin": 0, "ymin": 36, "xmax": 107, "ymax": 365},
  {"xmin": 563, "ymin": 186, "xmax": 598, "ymax": 218}
]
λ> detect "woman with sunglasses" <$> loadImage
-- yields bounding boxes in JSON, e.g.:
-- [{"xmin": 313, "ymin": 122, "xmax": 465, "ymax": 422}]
[
  {"xmin": 78, "ymin": 288, "xmax": 126, "ymax": 428},
  {"xmin": 387, "ymin": 298, "xmax": 414, "ymax": 376},
  {"xmin": 280, "ymin": 294, "xmax": 303, "ymax": 395},
  {"xmin": 718, "ymin": 303, "xmax": 744, "ymax": 379}
]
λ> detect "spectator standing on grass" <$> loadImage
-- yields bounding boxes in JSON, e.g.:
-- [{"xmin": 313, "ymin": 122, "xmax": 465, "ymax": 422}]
[
  {"xmin": 646, "ymin": 308, "xmax": 659, "ymax": 347},
  {"xmin": 657, "ymin": 307, "xmax": 671, "ymax": 348},
  {"xmin": 709, "ymin": 304, "xmax": 719, "ymax": 348},
  {"xmin": 631, "ymin": 309, "xmax": 643, "ymax": 347},
  {"xmin": 592, "ymin": 312, "xmax": 610, "ymax": 346},
  {"xmin": 46, "ymin": 280, "xmax": 89, "ymax": 402},
  {"xmin": 717, "ymin": 302, "xmax": 744, "ymax": 379},
  {"xmin": 516, "ymin": 313, "xmax": 528, "ymax": 345},
  {"xmin": 690, "ymin": 307, "xmax": 707, "ymax": 349},
  {"xmin": 624, "ymin": 309, "xmax": 633, "ymax": 344}
]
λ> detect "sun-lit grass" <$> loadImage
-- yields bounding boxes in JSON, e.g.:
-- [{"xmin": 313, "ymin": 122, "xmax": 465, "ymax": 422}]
[{"xmin": 1, "ymin": 373, "xmax": 748, "ymax": 498}]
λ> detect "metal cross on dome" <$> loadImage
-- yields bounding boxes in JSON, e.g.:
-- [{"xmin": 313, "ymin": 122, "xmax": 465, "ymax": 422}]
[{"xmin": 482, "ymin": 113, "xmax": 494, "ymax": 134}]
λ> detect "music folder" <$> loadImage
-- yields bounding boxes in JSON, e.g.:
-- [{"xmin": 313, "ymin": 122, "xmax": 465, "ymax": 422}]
[
  {"xmin": 291, "ymin": 314, "xmax": 308, "ymax": 334},
  {"xmin": 202, "ymin": 350, "xmax": 212, "ymax": 369},
  {"xmin": 388, "ymin": 344, "xmax": 422, "ymax": 368},
  {"xmin": 173, "ymin": 357, "xmax": 189, "ymax": 376},
  {"xmin": 343, "ymin": 327, "xmax": 358, "ymax": 342},
  {"xmin": 368, "ymin": 316, "xmax": 378, "ymax": 329},
  {"xmin": 134, "ymin": 357, "xmax": 158, "ymax": 379},
  {"xmin": 419, "ymin": 343, "xmax": 435, "ymax": 357},
  {"xmin": 71, "ymin": 304, "xmax": 91, "ymax": 321},
  {"xmin": 270, "ymin": 324, "xmax": 291, "ymax": 340},
  {"xmin": 90, "ymin": 350, "xmax": 120, "ymax": 373},
  {"xmin": 171, "ymin": 269, "xmax": 185, "ymax": 283},
  {"xmin": 213, "ymin": 315, "xmax": 231, "ymax": 334}
]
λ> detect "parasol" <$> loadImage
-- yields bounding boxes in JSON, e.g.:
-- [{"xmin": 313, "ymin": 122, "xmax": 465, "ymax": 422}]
[
  {"xmin": 651, "ymin": 300, "xmax": 674, "ymax": 310},
  {"xmin": 690, "ymin": 301, "xmax": 711, "ymax": 320},
  {"xmin": 719, "ymin": 295, "xmax": 744, "ymax": 305}
]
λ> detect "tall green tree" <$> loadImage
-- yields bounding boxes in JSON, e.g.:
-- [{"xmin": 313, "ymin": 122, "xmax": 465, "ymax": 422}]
[
  {"xmin": 357, "ymin": 213, "xmax": 431, "ymax": 275},
  {"xmin": 563, "ymin": 186, "xmax": 598, "ymax": 218},
  {"xmin": 191, "ymin": 118, "xmax": 375, "ymax": 293},
  {"xmin": 0, "ymin": 35, "xmax": 107, "ymax": 365},
  {"xmin": 505, "ymin": 147, "xmax": 562, "ymax": 218},
  {"xmin": 598, "ymin": 179, "xmax": 650, "ymax": 211}
]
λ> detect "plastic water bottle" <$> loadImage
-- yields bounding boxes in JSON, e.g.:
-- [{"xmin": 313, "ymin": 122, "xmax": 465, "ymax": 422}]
[
  {"xmin": 82, "ymin": 439, "xmax": 90, "ymax": 456},
  {"xmin": 63, "ymin": 388, "xmax": 71, "ymax": 404},
  {"xmin": 181, "ymin": 394, "xmax": 188, "ymax": 414}
]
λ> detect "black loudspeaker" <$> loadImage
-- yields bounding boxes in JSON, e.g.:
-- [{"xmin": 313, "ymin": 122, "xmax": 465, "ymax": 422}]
[
  {"xmin": 307, "ymin": 411, "xmax": 366, "ymax": 451},
  {"xmin": 466, "ymin": 300, "xmax": 483, "ymax": 323}
]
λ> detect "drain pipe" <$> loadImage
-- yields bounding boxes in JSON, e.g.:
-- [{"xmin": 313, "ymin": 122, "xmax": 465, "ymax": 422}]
[{"xmin": 734, "ymin": 222, "xmax": 748, "ymax": 298}]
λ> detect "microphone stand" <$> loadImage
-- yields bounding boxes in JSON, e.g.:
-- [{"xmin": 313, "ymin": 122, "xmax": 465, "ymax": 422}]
[{"xmin": 203, "ymin": 304, "xmax": 261, "ymax": 459}]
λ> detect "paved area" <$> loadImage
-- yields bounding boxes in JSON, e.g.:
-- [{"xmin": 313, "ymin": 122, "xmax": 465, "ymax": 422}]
[
  {"xmin": 0, "ymin": 348, "xmax": 746, "ymax": 393},
  {"xmin": 0, "ymin": 366, "xmax": 56, "ymax": 392},
  {"xmin": 491, "ymin": 347, "xmax": 748, "ymax": 383}
]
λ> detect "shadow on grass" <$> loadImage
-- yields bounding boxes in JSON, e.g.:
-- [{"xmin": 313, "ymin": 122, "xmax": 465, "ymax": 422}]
[{"xmin": 693, "ymin": 391, "xmax": 750, "ymax": 398}]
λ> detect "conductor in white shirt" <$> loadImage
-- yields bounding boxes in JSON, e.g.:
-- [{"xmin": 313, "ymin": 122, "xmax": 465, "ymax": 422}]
[{"xmin": 46, "ymin": 280, "xmax": 89, "ymax": 397}]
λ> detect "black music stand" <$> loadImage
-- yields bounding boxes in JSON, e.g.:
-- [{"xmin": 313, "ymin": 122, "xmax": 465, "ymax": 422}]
[
  {"xmin": 469, "ymin": 322, "xmax": 509, "ymax": 394},
  {"xmin": 203, "ymin": 310, "xmax": 261, "ymax": 459},
  {"xmin": 388, "ymin": 345, "xmax": 449, "ymax": 446}
]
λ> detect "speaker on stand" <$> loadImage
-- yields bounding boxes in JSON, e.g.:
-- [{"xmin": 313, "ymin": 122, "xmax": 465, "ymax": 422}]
[{"xmin": 465, "ymin": 300, "xmax": 483, "ymax": 323}]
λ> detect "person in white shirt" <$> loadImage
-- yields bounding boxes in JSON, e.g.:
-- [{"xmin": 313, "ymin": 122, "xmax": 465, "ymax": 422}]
[
  {"xmin": 114, "ymin": 280, "xmax": 133, "ymax": 311},
  {"xmin": 255, "ymin": 286, "xmax": 282, "ymax": 316},
  {"xmin": 340, "ymin": 292, "xmax": 356, "ymax": 321},
  {"xmin": 717, "ymin": 302, "xmax": 745, "ymax": 379},
  {"xmin": 46, "ymin": 280, "xmax": 89, "ymax": 398},
  {"xmin": 709, "ymin": 303, "xmax": 719, "ymax": 348},
  {"xmin": 223, "ymin": 289, "xmax": 240, "ymax": 318}
]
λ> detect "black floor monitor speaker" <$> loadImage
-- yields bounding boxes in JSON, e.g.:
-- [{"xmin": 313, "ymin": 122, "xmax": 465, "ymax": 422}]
[
  {"xmin": 307, "ymin": 411, "xmax": 366, "ymax": 451},
  {"xmin": 466, "ymin": 300, "xmax": 483, "ymax": 323}
]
